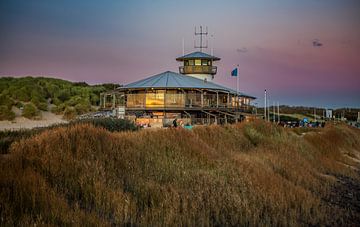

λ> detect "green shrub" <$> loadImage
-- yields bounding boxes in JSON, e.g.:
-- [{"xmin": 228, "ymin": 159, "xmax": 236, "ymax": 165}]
[
  {"xmin": 37, "ymin": 102, "xmax": 48, "ymax": 111},
  {"xmin": 0, "ymin": 94, "xmax": 14, "ymax": 109},
  {"xmin": 31, "ymin": 99, "xmax": 48, "ymax": 111},
  {"xmin": 15, "ymin": 101, "xmax": 24, "ymax": 109},
  {"xmin": 63, "ymin": 106, "xmax": 76, "ymax": 120},
  {"xmin": 0, "ymin": 105, "xmax": 15, "ymax": 121},
  {"xmin": 0, "ymin": 77, "xmax": 116, "ymax": 119},
  {"xmin": 74, "ymin": 103, "xmax": 91, "ymax": 115},
  {"xmin": 51, "ymin": 103, "xmax": 67, "ymax": 114},
  {"xmin": 12, "ymin": 86, "xmax": 31, "ymax": 102},
  {"xmin": 57, "ymin": 89, "xmax": 71, "ymax": 102},
  {"xmin": 73, "ymin": 118, "xmax": 137, "ymax": 132},
  {"xmin": 22, "ymin": 103, "xmax": 40, "ymax": 119},
  {"xmin": 51, "ymin": 97, "xmax": 62, "ymax": 106}
]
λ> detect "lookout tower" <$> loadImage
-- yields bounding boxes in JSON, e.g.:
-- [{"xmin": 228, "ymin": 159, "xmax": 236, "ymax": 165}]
[{"xmin": 176, "ymin": 26, "xmax": 221, "ymax": 81}]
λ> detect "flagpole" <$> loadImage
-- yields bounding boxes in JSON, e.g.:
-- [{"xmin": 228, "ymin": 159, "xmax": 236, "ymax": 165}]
[
  {"xmin": 264, "ymin": 89, "xmax": 267, "ymax": 121},
  {"xmin": 236, "ymin": 65, "xmax": 239, "ymax": 105},
  {"xmin": 277, "ymin": 101, "xmax": 280, "ymax": 123}
]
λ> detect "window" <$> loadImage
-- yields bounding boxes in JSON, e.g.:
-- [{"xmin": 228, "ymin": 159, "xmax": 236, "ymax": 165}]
[
  {"xmin": 188, "ymin": 59, "xmax": 194, "ymax": 66},
  {"xmin": 184, "ymin": 60, "xmax": 189, "ymax": 66},
  {"xmin": 195, "ymin": 59, "xmax": 201, "ymax": 66},
  {"xmin": 201, "ymin": 59, "xmax": 208, "ymax": 66},
  {"xmin": 146, "ymin": 90, "xmax": 164, "ymax": 107}
]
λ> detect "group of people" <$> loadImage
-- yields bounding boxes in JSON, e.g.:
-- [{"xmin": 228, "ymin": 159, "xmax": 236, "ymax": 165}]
[{"xmin": 172, "ymin": 118, "xmax": 184, "ymax": 128}]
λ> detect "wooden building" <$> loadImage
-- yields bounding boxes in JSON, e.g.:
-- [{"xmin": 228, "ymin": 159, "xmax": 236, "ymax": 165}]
[{"xmin": 100, "ymin": 51, "xmax": 256, "ymax": 126}]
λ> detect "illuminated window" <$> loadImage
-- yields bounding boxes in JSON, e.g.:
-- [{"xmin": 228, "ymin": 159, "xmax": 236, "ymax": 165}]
[
  {"xmin": 127, "ymin": 93, "xmax": 145, "ymax": 108},
  {"xmin": 195, "ymin": 59, "xmax": 201, "ymax": 65},
  {"xmin": 146, "ymin": 90, "xmax": 164, "ymax": 107},
  {"xmin": 165, "ymin": 90, "xmax": 185, "ymax": 107}
]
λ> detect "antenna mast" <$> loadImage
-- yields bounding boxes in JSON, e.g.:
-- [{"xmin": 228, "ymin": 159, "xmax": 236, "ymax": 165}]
[{"xmin": 194, "ymin": 26, "xmax": 208, "ymax": 52}]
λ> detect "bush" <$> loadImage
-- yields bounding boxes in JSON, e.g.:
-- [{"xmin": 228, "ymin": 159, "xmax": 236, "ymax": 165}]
[
  {"xmin": 22, "ymin": 103, "xmax": 40, "ymax": 119},
  {"xmin": 31, "ymin": 99, "xmax": 48, "ymax": 111},
  {"xmin": 73, "ymin": 118, "xmax": 137, "ymax": 132},
  {"xmin": 57, "ymin": 89, "xmax": 71, "ymax": 102},
  {"xmin": 51, "ymin": 103, "xmax": 66, "ymax": 114},
  {"xmin": 74, "ymin": 103, "xmax": 91, "ymax": 115},
  {"xmin": 15, "ymin": 101, "xmax": 24, "ymax": 109},
  {"xmin": 0, "ymin": 77, "xmax": 115, "ymax": 119},
  {"xmin": 63, "ymin": 106, "xmax": 76, "ymax": 120},
  {"xmin": 0, "ymin": 94, "xmax": 14, "ymax": 109},
  {"xmin": 0, "ymin": 105, "xmax": 15, "ymax": 121}
]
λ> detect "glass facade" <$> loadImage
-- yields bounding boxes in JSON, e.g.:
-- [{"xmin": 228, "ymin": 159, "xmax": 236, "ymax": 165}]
[
  {"xmin": 125, "ymin": 90, "xmax": 246, "ymax": 109},
  {"xmin": 165, "ymin": 90, "xmax": 185, "ymax": 107},
  {"xmin": 146, "ymin": 90, "xmax": 165, "ymax": 107},
  {"xmin": 127, "ymin": 93, "xmax": 145, "ymax": 108}
]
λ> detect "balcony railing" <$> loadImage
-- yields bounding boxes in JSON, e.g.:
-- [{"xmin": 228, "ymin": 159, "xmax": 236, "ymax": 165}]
[
  {"xmin": 124, "ymin": 93, "xmax": 248, "ymax": 109},
  {"xmin": 179, "ymin": 65, "xmax": 217, "ymax": 75}
]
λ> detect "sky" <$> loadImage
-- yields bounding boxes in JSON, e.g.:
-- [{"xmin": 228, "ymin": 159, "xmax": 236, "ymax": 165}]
[{"xmin": 1, "ymin": 0, "xmax": 360, "ymax": 108}]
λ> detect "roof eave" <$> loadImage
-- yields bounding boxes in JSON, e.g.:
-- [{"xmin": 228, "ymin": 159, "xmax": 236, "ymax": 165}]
[{"xmin": 176, "ymin": 57, "xmax": 221, "ymax": 61}]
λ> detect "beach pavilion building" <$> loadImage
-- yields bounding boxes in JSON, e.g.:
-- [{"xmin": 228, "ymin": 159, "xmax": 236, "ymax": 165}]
[{"xmin": 100, "ymin": 51, "xmax": 256, "ymax": 127}]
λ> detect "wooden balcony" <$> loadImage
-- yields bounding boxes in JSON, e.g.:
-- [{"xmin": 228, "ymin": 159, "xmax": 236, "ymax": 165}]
[{"xmin": 179, "ymin": 65, "xmax": 217, "ymax": 75}]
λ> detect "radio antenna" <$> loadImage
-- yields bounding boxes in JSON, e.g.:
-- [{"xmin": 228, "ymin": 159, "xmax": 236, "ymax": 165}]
[{"xmin": 194, "ymin": 26, "xmax": 208, "ymax": 52}]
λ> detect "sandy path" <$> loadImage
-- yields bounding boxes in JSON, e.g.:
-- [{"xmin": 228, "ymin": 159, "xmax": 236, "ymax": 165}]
[{"xmin": 0, "ymin": 111, "xmax": 68, "ymax": 130}]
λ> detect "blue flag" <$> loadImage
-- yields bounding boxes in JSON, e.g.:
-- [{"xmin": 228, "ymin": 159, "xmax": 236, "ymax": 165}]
[{"xmin": 231, "ymin": 68, "xmax": 238, "ymax": 77}]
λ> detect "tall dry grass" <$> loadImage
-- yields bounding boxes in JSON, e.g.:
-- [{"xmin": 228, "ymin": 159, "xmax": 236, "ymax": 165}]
[{"xmin": 0, "ymin": 121, "xmax": 359, "ymax": 226}]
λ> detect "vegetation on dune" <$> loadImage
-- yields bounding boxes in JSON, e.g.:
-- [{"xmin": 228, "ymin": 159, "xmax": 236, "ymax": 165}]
[
  {"xmin": 0, "ymin": 105, "xmax": 15, "ymax": 121},
  {"xmin": 0, "ymin": 94, "xmax": 15, "ymax": 121},
  {"xmin": 75, "ymin": 118, "xmax": 138, "ymax": 132},
  {"xmin": 0, "ymin": 118, "xmax": 137, "ymax": 154},
  {"xmin": 0, "ymin": 77, "xmax": 119, "ymax": 119},
  {"xmin": 0, "ymin": 121, "xmax": 359, "ymax": 226},
  {"xmin": 22, "ymin": 103, "xmax": 41, "ymax": 119}
]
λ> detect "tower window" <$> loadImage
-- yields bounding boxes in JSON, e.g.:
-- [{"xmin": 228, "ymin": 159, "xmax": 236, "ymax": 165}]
[
  {"xmin": 188, "ymin": 59, "xmax": 194, "ymax": 66},
  {"xmin": 202, "ymin": 59, "xmax": 208, "ymax": 66},
  {"xmin": 195, "ymin": 59, "xmax": 201, "ymax": 65}
]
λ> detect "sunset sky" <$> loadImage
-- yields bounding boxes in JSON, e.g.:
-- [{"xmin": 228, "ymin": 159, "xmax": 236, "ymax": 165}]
[{"xmin": 1, "ymin": 0, "xmax": 360, "ymax": 107}]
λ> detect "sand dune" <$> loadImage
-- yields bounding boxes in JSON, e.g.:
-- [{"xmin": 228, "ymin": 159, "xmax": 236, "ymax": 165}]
[{"xmin": 0, "ymin": 111, "xmax": 67, "ymax": 130}]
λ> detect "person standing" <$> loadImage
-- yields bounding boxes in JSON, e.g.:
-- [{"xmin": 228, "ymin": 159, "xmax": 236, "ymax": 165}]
[{"xmin": 173, "ymin": 118, "xmax": 178, "ymax": 128}]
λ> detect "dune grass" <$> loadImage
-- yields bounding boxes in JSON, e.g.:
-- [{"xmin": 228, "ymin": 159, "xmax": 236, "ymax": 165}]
[{"xmin": 0, "ymin": 121, "xmax": 359, "ymax": 226}]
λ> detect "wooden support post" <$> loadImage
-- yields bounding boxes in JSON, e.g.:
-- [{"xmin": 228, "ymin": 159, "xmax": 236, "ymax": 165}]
[
  {"xmin": 201, "ymin": 90, "xmax": 204, "ymax": 108},
  {"xmin": 216, "ymin": 92, "xmax": 219, "ymax": 108},
  {"xmin": 227, "ymin": 93, "xmax": 230, "ymax": 108},
  {"xmin": 100, "ymin": 93, "xmax": 102, "ymax": 109},
  {"xmin": 103, "ymin": 94, "xmax": 106, "ymax": 109},
  {"xmin": 143, "ymin": 91, "xmax": 146, "ymax": 108},
  {"xmin": 112, "ymin": 94, "xmax": 116, "ymax": 108}
]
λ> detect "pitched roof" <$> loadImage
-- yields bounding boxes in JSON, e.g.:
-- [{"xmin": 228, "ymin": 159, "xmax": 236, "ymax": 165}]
[
  {"xmin": 176, "ymin": 51, "xmax": 220, "ymax": 61},
  {"xmin": 118, "ymin": 71, "xmax": 256, "ymax": 99}
]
